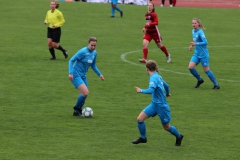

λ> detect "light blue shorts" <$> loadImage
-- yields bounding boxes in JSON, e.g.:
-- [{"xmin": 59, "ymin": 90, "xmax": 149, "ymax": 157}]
[
  {"xmin": 190, "ymin": 54, "xmax": 209, "ymax": 67},
  {"xmin": 142, "ymin": 102, "xmax": 171, "ymax": 125},
  {"xmin": 71, "ymin": 76, "xmax": 88, "ymax": 89}
]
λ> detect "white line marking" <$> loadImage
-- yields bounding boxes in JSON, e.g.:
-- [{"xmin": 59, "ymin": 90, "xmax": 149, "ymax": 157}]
[{"xmin": 120, "ymin": 46, "xmax": 240, "ymax": 83}]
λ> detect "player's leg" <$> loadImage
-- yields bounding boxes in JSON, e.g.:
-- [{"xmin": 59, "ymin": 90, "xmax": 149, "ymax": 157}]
[
  {"xmin": 158, "ymin": 104, "xmax": 183, "ymax": 146},
  {"xmin": 139, "ymin": 34, "xmax": 151, "ymax": 63},
  {"xmin": 47, "ymin": 28, "xmax": 56, "ymax": 60},
  {"xmin": 155, "ymin": 35, "xmax": 170, "ymax": 63},
  {"xmin": 172, "ymin": 0, "xmax": 176, "ymax": 6},
  {"xmin": 189, "ymin": 56, "xmax": 204, "ymax": 88},
  {"xmin": 72, "ymin": 77, "xmax": 89, "ymax": 116},
  {"xmin": 169, "ymin": 0, "xmax": 172, "ymax": 7},
  {"xmin": 52, "ymin": 28, "xmax": 68, "ymax": 58},
  {"xmin": 161, "ymin": 0, "xmax": 165, "ymax": 6},
  {"xmin": 201, "ymin": 57, "xmax": 220, "ymax": 89},
  {"xmin": 132, "ymin": 103, "xmax": 155, "ymax": 144}
]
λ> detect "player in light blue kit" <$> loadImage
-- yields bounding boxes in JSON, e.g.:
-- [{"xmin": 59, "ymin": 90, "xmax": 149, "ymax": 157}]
[
  {"xmin": 188, "ymin": 18, "xmax": 220, "ymax": 89},
  {"xmin": 110, "ymin": 0, "xmax": 123, "ymax": 18},
  {"xmin": 132, "ymin": 60, "xmax": 183, "ymax": 146},
  {"xmin": 69, "ymin": 37, "xmax": 104, "ymax": 116}
]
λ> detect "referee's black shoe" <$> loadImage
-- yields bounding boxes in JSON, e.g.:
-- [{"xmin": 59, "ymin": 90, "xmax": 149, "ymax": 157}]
[
  {"xmin": 120, "ymin": 11, "xmax": 123, "ymax": 17},
  {"xmin": 64, "ymin": 50, "xmax": 68, "ymax": 58},
  {"xmin": 195, "ymin": 79, "xmax": 204, "ymax": 88},
  {"xmin": 132, "ymin": 137, "xmax": 147, "ymax": 144},
  {"xmin": 175, "ymin": 134, "xmax": 184, "ymax": 146}
]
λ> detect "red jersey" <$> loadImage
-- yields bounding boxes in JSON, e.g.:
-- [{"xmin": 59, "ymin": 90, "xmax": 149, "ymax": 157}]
[{"xmin": 144, "ymin": 11, "xmax": 159, "ymax": 34}]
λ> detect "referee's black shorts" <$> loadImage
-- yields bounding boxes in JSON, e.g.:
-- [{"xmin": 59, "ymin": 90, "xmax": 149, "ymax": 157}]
[{"xmin": 47, "ymin": 27, "xmax": 61, "ymax": 43}]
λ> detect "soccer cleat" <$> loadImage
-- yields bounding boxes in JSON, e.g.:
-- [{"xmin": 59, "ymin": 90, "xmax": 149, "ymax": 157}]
[
  {"xmin": 110, "ymin": 16, "xmax": 115, "ymax": 18},
  {"xmin": 212, "ymin": 85, "xmax": 220, "ymax": 90},
  {"xmin": 64, "ymin": 50, "xmax": 68, "ymax": 58},
  {"xmin": 132, "ymin": 137, "xmax": 147, "ymax": 144},
  {"xmin": 160, "ymin": 4, "xmax": 164, "ymax": 7},
  {"xmin": 167, "ymin": 54, "xmax": 171, "ymax": 63},
  {"xmin": 73, "ymin": 112, "xmax": 80, "ymax": 116},
  {"xmin": 139, "ymin": 58, "xmax": 147, "ymax": 63},
  {"xmin": 50, "ymin": 58, "xmax": 56, "ymax": 60},
  {"xmin": 120, "ymin": 11, "xmax": 123, "ymax": 17},
  {"xmin": 175, "ymin": 134, "xmax": 184, "ymax": 146},
  {"xmin": 73, "ymin": 106, "xmax": 82, "ymax": 115},
  {"xmin": 195, "ymin": 79, "xmax": 204, "ymax": 88}
]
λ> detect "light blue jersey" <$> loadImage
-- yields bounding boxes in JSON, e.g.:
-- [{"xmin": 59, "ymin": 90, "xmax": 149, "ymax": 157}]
[
  {"xmin": 141, "ymin": 72, "xmax": 169, "ymax": 104},
  {"xmin": 192, "ymin": 29, "xmax": 209, "ymax": 58},
  {"xmin": 69, "ymin": 46, "xmax": 101, "ymax": 77}
]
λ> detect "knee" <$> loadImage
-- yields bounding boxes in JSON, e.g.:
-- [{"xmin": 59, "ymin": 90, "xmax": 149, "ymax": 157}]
[
  {"xmin": 82, "ymin": 91, "xmax": 89, "ymax": 97},
  {"xmin": 163, "ymin": 124, "xmax": 170, "ymax": 131}
]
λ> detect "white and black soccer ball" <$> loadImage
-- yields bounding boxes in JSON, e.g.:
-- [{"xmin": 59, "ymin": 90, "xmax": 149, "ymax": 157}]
[{"xmin": 82, "ymin": 107, "xmax": 93, "ymax": 118}]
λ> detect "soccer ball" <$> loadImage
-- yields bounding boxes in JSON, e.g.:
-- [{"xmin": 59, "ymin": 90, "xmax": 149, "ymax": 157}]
[{"xmin": 82, "ymin": 107, "xmax": 93, "ymax": 118}]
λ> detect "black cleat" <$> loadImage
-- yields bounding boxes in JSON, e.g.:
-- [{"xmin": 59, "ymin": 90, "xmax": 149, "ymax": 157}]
[
  {"xmin": 195, "ymin": 79, "xmax": 204, "ymax": 88},
  {"xmin": 175, "ymin": 134, "xmax": 184, "ymax": 146},
  {"xmin": 132, "ymin": 137, "xmax": 147, "ymax": 144},
  {"xmin": 110, "ymin": 16, "xmax": 115, "ymax": 18},
  {"xmin": 50, "ymin": 57, "xmax": 56, "ymax": 60},
  {"xmin": 73, "ymin": 106, "xmax": 82, "ymax": 115},
  {"xmin": 212, "ymin": 85, "xmax": 220, "ymax": 90},
  {"xmin": 73, "ymin": 112, "xmax": 80, "ymax": 116},
  {"xmin": 64, "ymin": 50, "xmax": 68, "ymax": 58},
  {"xmin": 120, "ymin": 11, "xmax": 123, "ymax": 17}
]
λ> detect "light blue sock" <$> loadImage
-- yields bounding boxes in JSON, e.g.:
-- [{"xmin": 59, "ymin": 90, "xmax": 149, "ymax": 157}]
[
  {"xmin": 205, "ymin": 70, "xmax": 218, "ymax": 86},
  {"xmin": 168, "ymin": 126, "xmax": 181, "ymax": 139},
  {"xmin": 138, "ymin": 121, "xmax": 146, "ymax": 139},
  {"xmin": 115, "ymin": 6, "xmax": 122, "ymax": 12},
  {"xmin": 75, "ymin": 94, "xmax": 86, "ymax": 109},
  {"xmin": 111, "ymin": 7, "xmax": 115, "ymax": 16},
  {"xmin": 189, "ymin": 68, "xmax": 202, "ymax": 81}
]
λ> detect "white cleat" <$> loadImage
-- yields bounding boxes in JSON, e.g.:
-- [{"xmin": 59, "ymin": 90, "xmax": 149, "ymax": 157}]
[
  {"xmin": 167, "ymin": 54, "xmax": 171, "ymax": 63},
  {"xmin": 160, "ymin": 4, "xmax": 164, "ymax": 7}
]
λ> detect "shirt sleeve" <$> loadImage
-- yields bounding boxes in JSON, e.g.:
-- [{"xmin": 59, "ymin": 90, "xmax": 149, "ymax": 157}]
[
  {"xmin": 44, "ymin": 12, "xmax": 48, "ymax": 23},
  {"xmin": 141, "ymin": 87, "xmax": 154, "ymax": 94},
  {"xmin": 55, "ymin": 11, "xmax": 65, "ymax": 27},
  {"xmin": 68, "ymin": 50, "xmax": 84, "ymax": 74},
  {"xmin": 162, "ymin": 79, "xmax": 170, "ymax": 95},
  {"xmin": 196, "ymin": 31, "xmax": 208, "ymax": 46},
  {"xmin": 91, "ymin": 53, "xmax": 101, "ymax": 76}
]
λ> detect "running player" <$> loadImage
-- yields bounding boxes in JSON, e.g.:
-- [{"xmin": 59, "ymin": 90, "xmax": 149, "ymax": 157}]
[
  {"xmin": 188, "ymin": 18, "xmax": 220, "ymax": 89},
  {"xmin": 139, "ymin": 2, "xmax": 171, "ymax": 63}
]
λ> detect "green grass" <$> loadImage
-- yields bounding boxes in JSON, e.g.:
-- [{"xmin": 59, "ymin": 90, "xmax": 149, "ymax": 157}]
[{"xmin": 0, "ymin": 0, "xmax": 240, "ymax": 159}]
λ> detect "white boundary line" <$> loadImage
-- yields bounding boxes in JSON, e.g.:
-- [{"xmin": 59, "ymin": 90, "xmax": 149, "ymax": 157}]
[{"xmin": 120, "ymin": 46, "xmax": 240, "ymax": 83}]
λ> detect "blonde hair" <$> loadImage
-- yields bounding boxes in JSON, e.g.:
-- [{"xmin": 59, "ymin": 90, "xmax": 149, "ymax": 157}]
[
  {"xmin": 146, "ymin": 60, "xmax": 159, "ymax": 73},
  {"xmin": 193, "ymin": 18, "xmax": 206, "ymax": 30}
]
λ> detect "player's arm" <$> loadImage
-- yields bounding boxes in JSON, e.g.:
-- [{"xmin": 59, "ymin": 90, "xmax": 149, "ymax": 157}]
[
  {"xmin": 55, "ymin": 12, "xmax": 65, "ymax": 27},
  {"xmin": 146, "ymin": 13, "xmax": 158, "ymax": 27},
  {"xmin": 162, "ymin": 80, "xmax": 170, "ymax": 97},
  {"xmin": 68, "ymin": 50, "xmax": 84, "ymax": 79},
  {"xmin": 44, "ymin": 12, "xmax": 48, "ymax": 24},
  {"xmin": 195, "ymin": 32, "xmax": 208, "ymax": 45},
  {"xmin": 91, "ymin": 54, "xmax": 104, "ymax": 80},
  {"xmin": 135, "ymin": 86, "xmax": 154, "ymax": 94}
]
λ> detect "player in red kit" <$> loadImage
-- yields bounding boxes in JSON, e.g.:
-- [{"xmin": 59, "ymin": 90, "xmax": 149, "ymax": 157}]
[{"xmin": 139, "ymin": 2, "xmax": 171, "ymax": 63}]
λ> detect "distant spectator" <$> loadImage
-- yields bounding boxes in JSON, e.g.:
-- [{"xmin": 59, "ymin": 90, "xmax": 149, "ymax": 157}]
[{"xmin": 161, "ymin": 0, "xmax": 173, "ymax": 7}]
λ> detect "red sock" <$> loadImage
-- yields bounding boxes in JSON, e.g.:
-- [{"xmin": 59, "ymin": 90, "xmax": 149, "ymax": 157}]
[
  {"xmin": 172, "ymin": 0, "xmax": 176, "ymax": 6},
  {"xmin": 160, "ymin": 46, "xmax": 169, "ymax": 57},
  {"xmin": 143, "ymin": 48, "xmax": 148, "ymax": 59}
]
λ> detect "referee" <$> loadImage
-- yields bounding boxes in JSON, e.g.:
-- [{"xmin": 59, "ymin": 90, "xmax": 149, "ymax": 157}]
[{"xmin": 44, "ymin": 0, "xmax": 68, "ymax": 60}]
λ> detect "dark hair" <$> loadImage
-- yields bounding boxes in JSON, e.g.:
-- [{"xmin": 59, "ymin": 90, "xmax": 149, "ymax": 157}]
[
  {"xmin": 146, "ymin": 60, "xmax": 159, "ymax": 72},
  {"xmin": 56, "ymin": 3, "xmax": 59, "ymax": 8},
  {"xmin": 88, "ymin": 37, "xmax": 97, "ymax": 43}
]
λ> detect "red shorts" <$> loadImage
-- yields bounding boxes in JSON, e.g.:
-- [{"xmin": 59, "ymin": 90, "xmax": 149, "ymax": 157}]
[{"xmin": 143, "ymin": 33, "xmax": 162, "ymax": 43}]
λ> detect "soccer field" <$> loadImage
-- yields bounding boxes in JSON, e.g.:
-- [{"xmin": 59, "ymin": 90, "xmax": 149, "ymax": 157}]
[{"xmin": 0, "ymin": 0, "xmax": 240, "ymax": 159}]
